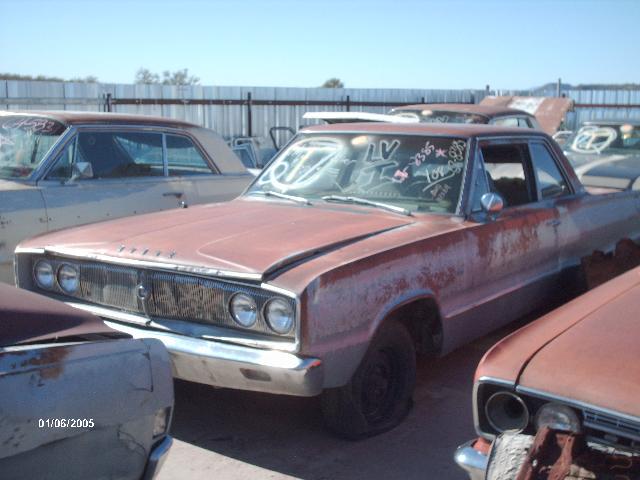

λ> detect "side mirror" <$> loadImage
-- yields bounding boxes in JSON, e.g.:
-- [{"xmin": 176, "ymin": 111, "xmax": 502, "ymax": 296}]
[
  {"xmin": 69, "ymin": 162, "xmax": 93, "ymax": 182},
  {"xmin": 481, "ymin": 192, "xmax": 504, "ymax": 219}
]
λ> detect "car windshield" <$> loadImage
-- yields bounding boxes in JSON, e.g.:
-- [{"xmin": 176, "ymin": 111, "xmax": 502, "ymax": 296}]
[
  {"xmin": 0, "ymin": 115, "xmax": 66, "ymax": 179},
  {"xmin": 564, "ymin": 123, "xmax": 640, "ymax": 154},
  {"xmin": 389, "ymin": 108, "xmax": 488, "ymax": 125},
  {"xmin": 248, "ymin": 133, "xmax": 468, "ymax": 214}
]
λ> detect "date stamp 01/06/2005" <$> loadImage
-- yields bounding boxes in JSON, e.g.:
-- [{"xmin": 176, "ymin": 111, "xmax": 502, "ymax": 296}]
[{"xmin": 38, "ymin": 418, "xmax": 95, "ymax": 428}]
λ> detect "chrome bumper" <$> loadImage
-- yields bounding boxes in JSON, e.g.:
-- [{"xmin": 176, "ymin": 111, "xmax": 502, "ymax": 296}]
[
  {"xmin": 104, "ymin": 321, "xmax": 324, "ymax": 397},
  {"xmin": 142, "ymin": 436, "xmax": 173, "ymax": 480},
  {"xmin": 454, "ymin": 440, "xmax": 488, "ymax": 480}
]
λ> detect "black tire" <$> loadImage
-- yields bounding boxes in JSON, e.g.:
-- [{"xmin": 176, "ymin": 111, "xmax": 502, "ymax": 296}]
[{"xmin": 320, "ymin": 322, "xmax": 416, "ymax": 440}]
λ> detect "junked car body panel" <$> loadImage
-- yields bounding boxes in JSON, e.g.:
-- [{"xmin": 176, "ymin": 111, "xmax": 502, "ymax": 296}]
[
  {"xmin": 455, "ymin": 265, "xmax": 640, "ymax": 479},
  {"xmin": 0, "ymin": 284, "xmax": 174, "ymax": 480},
  {"xmin": 0, "ymin": 111, "xmax": 253, "ymax": 284},
  {"xmin": 15, "ymin": 122, "xmax": 640, "ymax": 438}
]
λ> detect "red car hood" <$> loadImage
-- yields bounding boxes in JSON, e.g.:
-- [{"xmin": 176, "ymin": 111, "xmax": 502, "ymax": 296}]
[
  {"xmin": 477, "ymin": 268, "xmax": 640, "ymax": 419},
  {"xmin": 21, "ymin": 197, "xmax": 414, "ymax": 280}
]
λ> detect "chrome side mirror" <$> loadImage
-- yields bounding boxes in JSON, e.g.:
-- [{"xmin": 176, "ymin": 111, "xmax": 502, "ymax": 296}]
[
  {"xmin": 69, "ymin": 162, "xmax": 93, "ymax": 182},
  {"xmin": 481, "ymin": 192, "xmax": 504, "ymax": 219}
]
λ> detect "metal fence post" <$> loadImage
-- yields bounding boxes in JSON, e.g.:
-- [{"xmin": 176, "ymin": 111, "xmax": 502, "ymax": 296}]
[
  {"xmin": 247, "ymin": 92, "xmax": 253, "ymax": 137},
  {"xmin": 346, "ymin": 95, "xmax": 350, "ymax": 112}
]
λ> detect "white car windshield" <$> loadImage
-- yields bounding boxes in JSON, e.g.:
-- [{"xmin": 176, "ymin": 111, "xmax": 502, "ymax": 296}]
[
  {"xmin": 564, "ymin": 124, "xmax": 640, "ymax": 154},
  {"xmin": 248, "ymin": 133, "xmax": 468, "ymax": 214},
  {"xmin": 0, "ymin": 115, "xmax": 66, "ymax": 179}
]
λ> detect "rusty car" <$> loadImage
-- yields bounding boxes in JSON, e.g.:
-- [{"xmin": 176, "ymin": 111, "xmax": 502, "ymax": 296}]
[
  {"xmin": 0, "ymin": 110, "xmax": 252, "ymax": 284},
  {"xmin": 0, "ymin": 283, "xmax": 173, "ymax": 479},
  {"xmin": 13, "ymin": 122, "xmax": 640, "ymax": 439},
  {"xmin": 563, "ymin": 120, "xmax": 640, "ymax": 191},
  {"xmin": 454, "ymin": 265, "xmax": 640, "ymax": 480}
]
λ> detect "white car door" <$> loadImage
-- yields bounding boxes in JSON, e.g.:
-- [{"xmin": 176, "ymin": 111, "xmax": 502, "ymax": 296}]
[
  {"xmin": 38, "ymin": 129, "xmax": 185, "ymax": 232},
  {"xmin": 165, "ymin": 133, "xmax": 250, "ymax": 206}
]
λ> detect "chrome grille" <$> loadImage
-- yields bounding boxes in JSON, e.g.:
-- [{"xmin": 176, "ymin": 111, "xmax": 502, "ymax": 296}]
[
  {"xmin": 34, "ymin": 257, "xmax": 294, "ymax": 338},
  {"xmin": 583, "ymin": 409, "xmax": 640, "ymax": 443}
]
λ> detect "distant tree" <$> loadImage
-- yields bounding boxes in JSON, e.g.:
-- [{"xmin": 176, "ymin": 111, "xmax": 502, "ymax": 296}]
[
  {"xmin": 161, "ymin": 69, "xmax": 200, "ymax": 86},
  {"xmin": 135, "ymin": 68, "xmax": 160, "ymax": 84},
  {"xmin": 321, "ymin": 78, "xmax": 344, "ymax": 88},
  {"xmin": 0, "ymin": 73, "xmax": 97, "ymax": 82},
  {"xmin": 69, "ymin": 75, "xmax": 99, "ymax": 83}
]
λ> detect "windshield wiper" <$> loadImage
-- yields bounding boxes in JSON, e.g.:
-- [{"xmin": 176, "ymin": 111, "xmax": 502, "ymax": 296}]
[
  {"xmin": 321, "ymin": 195, "xmax": 412, "ymax": 216},
  {"xmin": 249, "ymin": 190, "xmax": 313, "ymax": 205}
]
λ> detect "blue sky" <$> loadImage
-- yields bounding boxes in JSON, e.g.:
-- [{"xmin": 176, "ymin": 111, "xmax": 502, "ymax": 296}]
[{"xmin": 1, "ymin": 0, "xmax": 638, "ymax": 89}]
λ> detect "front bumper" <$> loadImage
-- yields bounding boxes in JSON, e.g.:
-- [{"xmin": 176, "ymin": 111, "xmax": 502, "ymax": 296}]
[
  {"xmin": 454, "ymin": 439, "xmax": 488, "ymax": 480},
  {"xmin": 104, "ymin": 320, "xmax": 324, "ymax": 397},
  {"xmin": 142, "ymin": 436, "xmax": 173, "ymax": 480}
]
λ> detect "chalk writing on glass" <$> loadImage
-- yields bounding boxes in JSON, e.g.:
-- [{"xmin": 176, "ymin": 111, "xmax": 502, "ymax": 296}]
[
  {"xmin": 0, "ymin": 135, "xmax": 15, "ymax": 148},
  {"xmin": 2, "ymin": 118, "xmax": 59, "ymax": 134},
  {"xmin": 356, "ymin": 139, "xmax": 402, "ymax": 189},
  {"xmin": 435, "ymin": 148, "xmax": 447, "ymax": 158},
  {"xmin": 448, "ymin": 140, "xmax": 466, "ymax": 162}
]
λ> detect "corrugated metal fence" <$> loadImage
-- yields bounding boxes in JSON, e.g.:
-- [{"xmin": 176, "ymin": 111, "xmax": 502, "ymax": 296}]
[{"xmin": 3, "ymin": 80, "xmax": 640, "ymax": 145}]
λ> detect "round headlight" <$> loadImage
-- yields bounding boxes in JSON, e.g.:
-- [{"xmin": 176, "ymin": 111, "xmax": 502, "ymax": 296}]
[
  {"xmin": 229, "ymin": 293, "xmax": 257, "ymax": 328},
  {"xmin": 264, "ymin": 298, "xmax": 294, "ymax": 334},
  {"xmin": 534, "ymin": 403, "xmax": 581, "ymax": 433},
  {"xmin": 34, "ymin": 260, "xmax": 54, "ymax": 289},
  {"xmin": 485, "ymin": 391, "xmax": 530, "ymax": 433},
  {"xmin": 57, "ymin": 264, "xmax": 79, "ymax": 294}
]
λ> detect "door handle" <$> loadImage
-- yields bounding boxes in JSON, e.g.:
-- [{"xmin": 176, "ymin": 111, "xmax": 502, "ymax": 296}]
[
  {"xmin": 163, "ymin": 192, "xmax": 183, "ymax": 198},
  {"xmin": 546, "ymin": 219, "xmax": 561, "ymax": 227}
]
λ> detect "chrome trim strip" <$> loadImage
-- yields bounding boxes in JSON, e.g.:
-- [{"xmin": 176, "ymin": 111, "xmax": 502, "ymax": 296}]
[
  {"xmin": 42, "ymin": 246, "xmax": 263, "ymax": 281},
  {"xmin": 67, "ymin": 302, "xmax": 299, "ymax": 353},
  {"xmin": 516, "ymin": 386, "xmax": 640, "ymax": 427},
  {"xmin": 14, "ymin": 247, "xmax": 46, "ymax": 255},
  {"xmin": 260, "ymin": 282, "xmax": 297, "ymax": 299}
]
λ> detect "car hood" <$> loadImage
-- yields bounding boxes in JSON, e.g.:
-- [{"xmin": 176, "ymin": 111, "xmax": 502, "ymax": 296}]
[
  {"xmin": 517, "ymin": 278, "xmax": 640, "ymax": 418},
  {"xmin": 21, "ymin": 197, "xmax": 415, "ymax": 280},
  {"xmin": 477, "ymin": 267, "xmax": 640, "ymax": 419}
]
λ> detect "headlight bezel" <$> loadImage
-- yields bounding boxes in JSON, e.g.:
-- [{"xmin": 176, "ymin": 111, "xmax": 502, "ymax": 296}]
[
  {"xmin": 228, "ymin": 292, "xmax": 259, "ymax": 328},
  {"xmin": 34, "ymin": 259, "xmax": 55, "ymax": 290},
  {"xmin": 57, "ymin": 263, "xmax": 80, "ymax": 294},
  {"xmin": 484, "ymin": 390, "xmax": 530, "ymax": 434},
  {"xmin": 263, "ymin": 297, "xmax": 295, "ymax": 334}
]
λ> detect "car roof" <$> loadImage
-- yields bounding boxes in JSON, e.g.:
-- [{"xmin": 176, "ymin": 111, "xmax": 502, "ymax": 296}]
[
  {"xmin": 0, "ymin": 110, "xmax": 198, "ymax": 128},
  {"xmin": 390, "ymin": 103, "xmax": 534, "ymax": 118},
  {"xmin": 301, "ymin": 121, "xmax": 548, "ymax": 138}
]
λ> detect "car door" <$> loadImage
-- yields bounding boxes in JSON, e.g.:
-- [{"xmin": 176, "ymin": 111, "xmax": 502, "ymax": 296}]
[
  {"xmin": 453, "ymin": 139, "xmax": 562, "ymax": 343},
  {"xmin": 37, "ymin": 128, "xmax": 185, "ymax": 232},
  {"xmin": 165, "ymin": 133, "xmax": 248, "ymax": 205}
]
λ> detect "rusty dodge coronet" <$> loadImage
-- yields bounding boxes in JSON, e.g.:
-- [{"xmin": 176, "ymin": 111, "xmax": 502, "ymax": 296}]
[
  {"xmin": 14, "ymin": 122, "xmax": 640, "ymax": 438},
  {"xmin": 455, "ymin": 265, "xmax": 640, "ymax": 479}
]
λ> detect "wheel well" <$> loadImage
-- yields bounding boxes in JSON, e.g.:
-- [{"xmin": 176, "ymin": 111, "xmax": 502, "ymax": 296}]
[{"xmin": 386, "ymin": 298, "xmax": 443, "ymax": 357}]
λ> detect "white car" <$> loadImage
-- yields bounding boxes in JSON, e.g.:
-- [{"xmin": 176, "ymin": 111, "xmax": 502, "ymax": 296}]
[{"xmin": 0, "ymin": 111, "xmax": 253, "ymax": 283}]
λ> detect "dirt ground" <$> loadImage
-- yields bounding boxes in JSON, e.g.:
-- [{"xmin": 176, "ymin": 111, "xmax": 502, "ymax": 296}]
[{"xmin": 156, "ymin": 318, "xmax": 532, "ymax": 480}]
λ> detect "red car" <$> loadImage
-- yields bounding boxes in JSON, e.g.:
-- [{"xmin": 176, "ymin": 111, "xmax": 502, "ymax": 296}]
[{"xmin": 455, "ymin": 266, "xmax": 640, "ymax": 479}]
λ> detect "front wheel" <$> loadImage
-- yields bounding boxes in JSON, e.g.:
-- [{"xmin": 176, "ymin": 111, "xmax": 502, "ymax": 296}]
[{"xmin": 321, "ymin": 322, "xmax": 416, "ymax": 440}]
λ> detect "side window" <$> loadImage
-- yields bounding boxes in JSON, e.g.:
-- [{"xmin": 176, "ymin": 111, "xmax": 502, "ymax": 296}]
[
  {"xmin": 166, "ymin": 135, "xmax": 214, "ymax": 176},
  {"xmin": 480, "ymin": 143, "xmax": 535, "ymax": 208},
  {"xmin": 529, "ymin": 142, "xmax": 570, "ymax": 200},
  {"xmin": 492, "ymin": 117, "xmax": 519, "ymax": 127},
  {"xmin": 46, "ymin": 138, "xmax": 76, "ymax": 180},
  {"xmin": 48, "ymin": 131, "xmax": 164, "ymax": 179}
]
